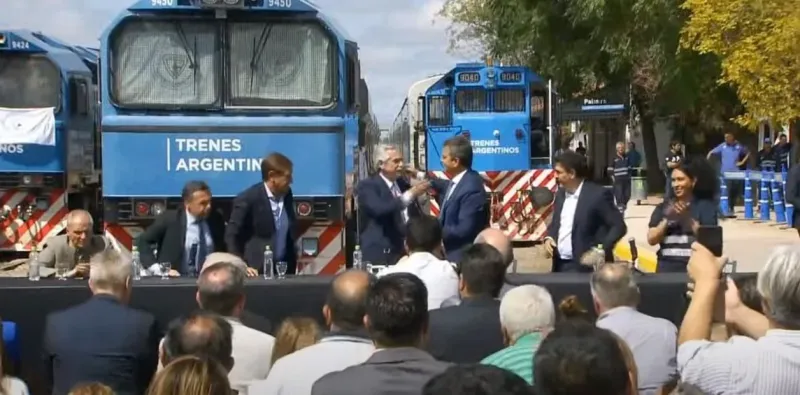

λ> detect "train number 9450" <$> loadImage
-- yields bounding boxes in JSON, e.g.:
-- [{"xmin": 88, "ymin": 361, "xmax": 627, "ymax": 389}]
[{"xmin": 268, "ymin": 0, "xmax": 293, "ymax": 7}]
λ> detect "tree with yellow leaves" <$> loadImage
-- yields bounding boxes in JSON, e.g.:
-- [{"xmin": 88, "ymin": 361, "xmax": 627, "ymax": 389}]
[{"xmin": 682, "ymin": 0, "xmax": 800, "ymax": 127}]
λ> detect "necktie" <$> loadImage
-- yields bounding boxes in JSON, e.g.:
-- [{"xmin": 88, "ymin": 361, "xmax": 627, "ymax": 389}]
[
  {"xmin": 391, "ymin": 184, "xmax": 401, "ymax": 197},
  {"xmin": 444, "ymin": 182, "xmax": 455, "ymax": 203},
  {"xmin": 196, "ymin": 219, "xmax": 208, "ymax": 272}
]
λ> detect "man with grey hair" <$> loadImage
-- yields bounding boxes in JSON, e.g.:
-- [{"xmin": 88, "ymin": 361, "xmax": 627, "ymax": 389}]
[
  {"xmin": 196, "ymin": 261, "xmax": 275, "ymax": 391},
  {"xmin": 39, "ymin": 209, "xmax": 108, "ymax": 278},
  {"xmin": 481, "ymin": 285, "xmax": 554, "ymax": 384},
  {"xmin": 202, "ymin": 253, "xmax": 273, "ymax": 335},
  {"xmin": 357, "ymin": 144, "xmax": 429, "ymax": 264},
  {"xmin": 610, "ymin": 141, "xmax": 632, "ymax": 213},
  {"xmin": 679, "ymin": 243, "xmax": 800, "ymax": 394},
  {"xmin": 592, "ymin": 263, "xmax": 677, "ymax": 394},
  {"xmin": 43, "ymin": 249, "xmax": 159, "ymax": 395}
]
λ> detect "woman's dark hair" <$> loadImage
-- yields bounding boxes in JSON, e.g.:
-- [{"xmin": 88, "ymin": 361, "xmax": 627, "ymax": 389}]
[{"xmin": 672, "ymin": 156, "xmax": 719, "ymax": 201}]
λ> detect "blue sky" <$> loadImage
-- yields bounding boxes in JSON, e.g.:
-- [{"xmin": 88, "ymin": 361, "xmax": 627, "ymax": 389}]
[{"xmin": 1, "ymin": 0, "xmax": 468, "ymax": 127}]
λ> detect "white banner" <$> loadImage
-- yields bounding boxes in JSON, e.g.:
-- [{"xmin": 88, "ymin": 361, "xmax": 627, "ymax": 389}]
[{"xmin": 0, "ymin": 107, "xmax": 56, "ymax": 146}]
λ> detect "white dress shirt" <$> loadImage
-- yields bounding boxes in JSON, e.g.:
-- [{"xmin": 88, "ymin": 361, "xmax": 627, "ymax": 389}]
[
  {"xmin": 378, "ymin": 251, "xmax": 460, "ymax": 309},
  {"xmin": 556, "ymin": 182, "xmax": 584, "ymax": 259},
  {"xmin": 443, "ymin": 170, "xmax": 467, "ymax": 204}
]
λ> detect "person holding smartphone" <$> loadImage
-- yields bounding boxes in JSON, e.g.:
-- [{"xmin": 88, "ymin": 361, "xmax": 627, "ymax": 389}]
[{"xmin": 647, "ymin": 157, "xmax": 719, "ymax": 272}]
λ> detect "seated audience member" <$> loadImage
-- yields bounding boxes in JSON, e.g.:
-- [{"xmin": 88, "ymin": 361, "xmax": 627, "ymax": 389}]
[
  {"xmin": 311, "ymin": 273, "xmax": 451, "ymax": 395},
  {"xmin": 482, "ymin": 285, "xmax": 555, "ymax": 384},
  {"xmin": 43, "ymin": 250, "xmax": 159, "ymax": 395},
  {"xmin": 201, "ymin": 253, "xmax": 273, "ymax": 334},
  {"xmin": 269, "ymin": 317, "xmax": 322, "ymax": 365},
  {"xmin": 733, "ymin": 273, "xmax": 762, "ymax": 313},
  {"xmin": 592, "ymin": 264, "xmax": 678, "ymax": 394},
  {"xmin": 1, "ymin": 322, "xmax": 27, "ymax": 395},
  {"xmin": 147, "ymin": 355, "xmax": 233, "ymax": 395},
  {"xmin": 39, "ymin": 209, "xmax": 108, "ymax": 278},
  {"xmin": 646, "ymin": 158, "xmax": 717, "ymax": 272},
  {"xmin": 195, "ymin": 262, "xmax": 274, "ymax": 391},
  {"xmin": 610, "ymin": 332, "xmax": 639, "ymax": 393},
  {"xmin": 678, "ymin": 243, "xmax": 800, "ymax": 394},
  {"xmin": 473, "ymin": 229, "xmax": 515, "ymax": 297},
  {"xmin": 423, "ymin": 365, "xmax": 534, "ymax": 395},
  {"xmin": 68, "ymin": 383, "xmax": 114, "ymax": 395},
  {"xmin": 137, "ymin": 181, "xmax": 228, "ymax": 276},
  {"xmin": 378, "ymin": 215, "xmax": 459, "ymax": 309},
  {"xmin": 160, "ymin": 311, "xmax": 234, "ymax": 370},
  {"xmin": 250, "ymin": 270, "xmax": 375, "ymax": 395},
  {"xmin": 534, "ymin": 320, "xmax": 633, "ymax": 395},
  {"xmin": 557, "ymin": 295, "xmax": 593, "ymax": 323},
  {"xmin": 427, "ymin": 244, "xmax": 507, "ymax": 363}
]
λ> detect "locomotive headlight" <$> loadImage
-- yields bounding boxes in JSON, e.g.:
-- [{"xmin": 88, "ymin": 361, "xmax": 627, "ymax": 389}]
[
  {"xmin": 0, "ymin": 34, "xmax": 5, "ymax": 45},
  {"xmin": 223, "ymin": 0, "xmax": 240, "ymax": 4},
  {"xmin": 22, "ymin": 175, "xmax": 32, "ymax": 185},
  {"xmin": 201, "ymin": 0, "xmax": 219, "ymax": 4},
  {"xmin": 151, "ymin": 202, "xmax": 166, "ymax": 216}
]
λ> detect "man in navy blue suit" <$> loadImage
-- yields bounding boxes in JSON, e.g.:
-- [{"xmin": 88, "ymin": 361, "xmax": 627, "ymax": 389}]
[
  {"xmin": 42, "ymin": 249, "xmax": 160, "ymax": 395},
  {"xmin": 427, "ymin": 136, "xmax": 487, "ymax": 263},
  {"xmin": 357, "ymin": 145, "xmax": 429, "ymax": 265}
]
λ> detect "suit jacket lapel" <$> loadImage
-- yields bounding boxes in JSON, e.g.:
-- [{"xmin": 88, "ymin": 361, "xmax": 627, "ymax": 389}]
[
  {"xmin": 176, "ymin": 209, "xmax": 187, "ymax": 262},
  {"xmin": 552, "ymin": 189, "xmax": 565, "ymax": 230},
  {"xmin": 442, "ymin": 173, "xmax": 467, "ymax": 215},
  {"xmin": 572, "ymin": 185, "xmax": 589, "ymax": 233}
]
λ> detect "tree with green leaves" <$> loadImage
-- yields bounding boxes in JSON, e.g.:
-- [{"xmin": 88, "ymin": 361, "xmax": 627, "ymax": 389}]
[
  {"xmin": 681, "ymin": 0, "xmax": 800, "ymax": 128},
  {"xmin": 440, "ymin": 0, "xmax": 740, "ymax": 189}
]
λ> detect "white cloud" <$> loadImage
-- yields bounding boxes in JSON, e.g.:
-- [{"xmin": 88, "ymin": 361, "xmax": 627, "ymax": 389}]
[{"xmin": 0, "ymin": 0, "xmax": 466, "ymax": 125}]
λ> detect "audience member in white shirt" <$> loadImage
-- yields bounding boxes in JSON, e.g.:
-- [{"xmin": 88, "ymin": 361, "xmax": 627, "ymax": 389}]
[
  {"xmin": 379, "ymin": 216, "xmax": 459, "ymax": 309},
  {"xmin": 249, "ymin": 270, "xmax": 376, "ymax": 395}
]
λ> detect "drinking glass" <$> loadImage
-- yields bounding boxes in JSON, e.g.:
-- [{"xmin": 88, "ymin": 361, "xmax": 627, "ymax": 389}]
[
  {"xmin": 159, "ymin": 262, "xmax": 171, "ymax": 280},
  {"xmin": 276, "ymin": 261, "xmax": 288, "ymax": 279},
  {"xmin": 55, "ymin": 262, "xmax": 69, "ymax": 280}
]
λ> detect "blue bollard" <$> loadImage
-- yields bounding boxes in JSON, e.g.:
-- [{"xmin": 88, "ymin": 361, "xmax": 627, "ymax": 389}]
[
  {"xmin": 759, "ymin": 170, "xmax": 771, "ymax": 221},
  {"xmin": 719, "ymin": 175, "xmax": 729, "ymax": 216},
  {"xmin": 772, "ymin": 170, "xmax": 786, "ymax": 224},
  {"xmin": 784, "ymin": 167, "xmax": 794, "ymax": 227},
  {"xmin": 743, "ymin": 170, "xmax": 754, "ymax": 219}
]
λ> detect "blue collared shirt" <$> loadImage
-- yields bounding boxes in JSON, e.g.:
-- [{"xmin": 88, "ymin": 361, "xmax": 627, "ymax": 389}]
[
  {"xmin": 184, "ymin": 210, "xmax": 213, "ymax": 271},
  {"xmin": 711, "ymin": 142, "xmax": 748, "ymax": 172}
]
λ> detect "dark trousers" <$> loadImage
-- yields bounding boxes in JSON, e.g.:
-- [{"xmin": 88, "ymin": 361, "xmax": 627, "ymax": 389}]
[
  {"xmin": 665, "ymin": 178, "xmax": 674, "ymax": 201},
  {"xmin": 613, "ymin": 178, "xmax": 631, "ymax": 210},
  {"xmin": 552, "ymin": 256, "xmax": 592, "ymax": 273},
  {"xmin": 728, "ymin": 179, "xmax": 743, "ymax": 208}
]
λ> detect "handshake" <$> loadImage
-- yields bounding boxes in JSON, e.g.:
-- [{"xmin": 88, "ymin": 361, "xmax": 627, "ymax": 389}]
[{"xmin": 401, "ymin": 166, "xmax": 432, "ymax": 198}]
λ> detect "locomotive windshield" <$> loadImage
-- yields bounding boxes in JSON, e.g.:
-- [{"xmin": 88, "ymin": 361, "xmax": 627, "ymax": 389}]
[{"xmin": 0, "ymin": 53, "xmax": 61, "ymax": 109}]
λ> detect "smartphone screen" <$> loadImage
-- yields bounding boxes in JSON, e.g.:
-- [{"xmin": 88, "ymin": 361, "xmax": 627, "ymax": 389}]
[{"xmin": 696, "ymin": 225, "xmax": 723, "ymax": 257}]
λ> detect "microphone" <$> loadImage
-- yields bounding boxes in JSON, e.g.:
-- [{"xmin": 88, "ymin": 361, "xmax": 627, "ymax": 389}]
[{"xmin": 628, "ymin": 238, "xmax": 640, "ymax": 272}]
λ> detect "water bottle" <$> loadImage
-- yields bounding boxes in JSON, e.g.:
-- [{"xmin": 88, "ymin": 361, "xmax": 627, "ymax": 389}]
[
  {"xmin": 353, "ymin": 245, "xmax": 363, "ymax": 271},
  {"xmin": 263, "ymin": 245, "xmax": 274, "ymax": 280},
  {"xmin": 28, "ymin": 249, "xmax": 41, "ymax": 281},
  {"xmin": 131, "ymin": 246, "xmax": 142, "ymax": 280}
]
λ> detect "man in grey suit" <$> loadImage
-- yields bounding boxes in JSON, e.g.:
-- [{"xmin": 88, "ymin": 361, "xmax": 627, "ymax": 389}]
[{"xmin": 311, "ymin": 273, "xmax": 451, "ymax": 395}]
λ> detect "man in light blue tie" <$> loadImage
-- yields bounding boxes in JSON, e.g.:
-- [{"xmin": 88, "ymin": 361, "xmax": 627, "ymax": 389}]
[
  {"xmin": 136, "ymin": 180, "xmax": 228, "ymax": 276},
  {"xmin": 226, "ymin": 153, "xmax": 298, "ymax": 276},
  {"xmin": 426, "ymin": 136, "xmax": 488, "ymax": 263}
]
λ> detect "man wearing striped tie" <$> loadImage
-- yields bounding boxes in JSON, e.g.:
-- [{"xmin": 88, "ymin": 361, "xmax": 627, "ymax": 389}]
[{"xmin": 357, "ymin": 145, "xmax": 429, "ymax": 265}]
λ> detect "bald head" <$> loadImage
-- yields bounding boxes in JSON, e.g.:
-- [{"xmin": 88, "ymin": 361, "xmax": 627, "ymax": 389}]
[
  {"xmin": 590, "ymin": 264, "xmax": 639, "ymax": 309},
  {"xmin": 162, "ymin": 311, "xmax": 233, "ymax": 370},
  {"xmin": 201, "ymin": 252, "xmax": 248, "ymax": 274},
  {"xmin": 66, "ymin": 209, "xmax": 93, "ymax": 227},
  {"xmin": 325, "ymin": 270, "xmax": 376, "ymax": 331},
  {"xmin": 197, "ymin": 262, "xmax": 246, "ymax": 316},
  {"xmin": 475, "ymin": 228, "xmax": 513, "ymax": 266},
  {"xmin": 65, "ymin": 209, "xmax": 94, "ymax": 248}
]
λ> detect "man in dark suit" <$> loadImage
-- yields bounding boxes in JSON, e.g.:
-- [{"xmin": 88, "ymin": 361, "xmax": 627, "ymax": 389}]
[
  {"xmin": 427, "ymin": 244, "xmax": 506, "ymax": 363},
  {"xmin": 311, "ymin": 273, "xmax": 451, "ymax": 395},
  {"xmin": 136, "ymin": 180, "xmax": 227, "ymax": 276},
  {"xmin": 429, "ymin": 136, "xmax": 487, "ymax": 263},
  {"xmin": 785, "ymin": 162, "xmax": 800, "ymax": 237},
  {"xmin": 226, "ymin": 153, "xmax": 297, "ymax": 276},
  {"xmin": 357, "ymin": 145, "xmax": 429, "ymax": 265},
  {"xmin": 544, "ymin": 151, "xmax": 626, "ymax": 272},
  {"xmin": 43, "ymin": 250, "xmax": 160, "ymax": 395}
]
